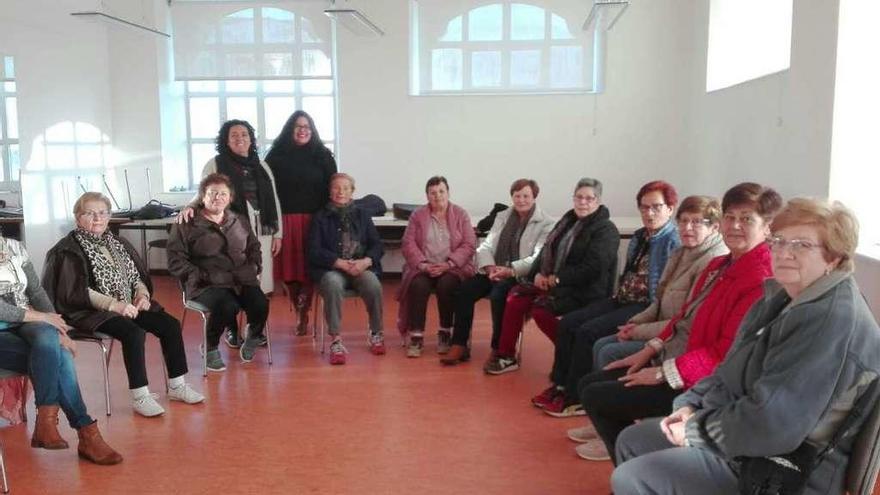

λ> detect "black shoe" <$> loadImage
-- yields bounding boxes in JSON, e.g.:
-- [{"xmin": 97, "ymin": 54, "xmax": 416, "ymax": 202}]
[{"xmin": 224, "ymin": 329, "xmax": 242, "ymax": 349}]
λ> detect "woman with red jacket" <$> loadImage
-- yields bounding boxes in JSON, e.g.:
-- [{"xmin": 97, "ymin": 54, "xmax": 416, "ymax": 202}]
[{"xmin": 569, "ymin": 182, "xmax": 781, "ymax": 462}]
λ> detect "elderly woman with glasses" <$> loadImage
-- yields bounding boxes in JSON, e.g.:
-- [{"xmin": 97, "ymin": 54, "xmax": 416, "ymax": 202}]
[
  {"xmin": 44, "ymin": 192, "xmax": 204, "ymax": 418},
  {"xmin": 612, "ymin": 198, "xmax": 880, "ymax": 495},
  {"xmin": 168, "ymin": 173, "xmax": 269, "ymax": 373},
  {"xmin": 571, "ymin": 182, "xmax": 778, "ymax": 462},
  {"xmin": 531, "ymin": 181, "xmax": 682, "ymax": 416},
  {"xmin": 484, "ymin": 177, "xmax": 620, "ymax": 375}
]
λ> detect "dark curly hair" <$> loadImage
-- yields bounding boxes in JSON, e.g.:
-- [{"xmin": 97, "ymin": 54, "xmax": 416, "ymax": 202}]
[{"xmin": 216, "ymin": 119, "xmax": 258, "ymax": 157}]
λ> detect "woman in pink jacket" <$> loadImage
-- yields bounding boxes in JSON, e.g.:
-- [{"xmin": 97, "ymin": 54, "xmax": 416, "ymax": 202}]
[{"xmin": 397, "ymin": 176, "xmax": 476, "ymax": 358}]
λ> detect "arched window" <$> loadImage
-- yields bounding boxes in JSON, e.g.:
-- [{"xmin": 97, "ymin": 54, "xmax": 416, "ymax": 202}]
[
  {"xmin": 170, "ymin": 5, "xmax": 336, "ymax": 191},
  {"xmin": 411, "ymin": 1, "xmax": 599, "ymax": 94}
]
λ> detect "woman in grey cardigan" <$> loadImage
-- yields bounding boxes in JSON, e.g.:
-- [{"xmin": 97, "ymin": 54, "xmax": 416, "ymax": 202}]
[
  {"xmin": 612, "ymin": 198, "xmax": 880, "ymax": 495},
  {"xmin": 441, "ymin": 179, "xmax": 554, "ymax": 365}
]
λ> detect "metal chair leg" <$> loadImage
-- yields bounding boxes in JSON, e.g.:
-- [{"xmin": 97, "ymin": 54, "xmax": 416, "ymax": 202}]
[
  {"xmin": 98, "ymin": 340, "xmax": 112, "ymax": 416},
  {"xmin": 199, "ymin": 312, "xmax": 209, "ymax": 377},
  {"xmin": 0, "ymin": 440, "xmax": 9, "ymax": 494},
  {"xmin": 265, "ymin": 322, "xmax": 273, "ymax": 365}
]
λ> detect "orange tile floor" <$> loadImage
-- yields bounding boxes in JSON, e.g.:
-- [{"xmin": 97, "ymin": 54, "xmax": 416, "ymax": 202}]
[{"xmin": 0, "ymin": 277, "xmax": 614, "ymax": 494}]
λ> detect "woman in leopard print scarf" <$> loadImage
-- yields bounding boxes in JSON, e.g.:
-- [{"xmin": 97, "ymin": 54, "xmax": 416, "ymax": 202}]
[{"xmin": 44, "ymin": 192, "xmax": 204, "ymax": 418}]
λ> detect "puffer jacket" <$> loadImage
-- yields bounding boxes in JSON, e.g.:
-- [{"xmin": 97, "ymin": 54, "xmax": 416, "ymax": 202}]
[{"xmin": 167, "ymin": 209, "xmax": 262, "ymax": 299}]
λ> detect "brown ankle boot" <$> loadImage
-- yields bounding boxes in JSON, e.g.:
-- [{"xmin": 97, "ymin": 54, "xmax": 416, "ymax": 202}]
[
  {"xmin": 440, "ymin": 345, "xmax": 471, "ymax": 366},
  {"xmin": 31, "ymin": 405, "xmax": 69, "ymax": 449},
  {"xmin": 77, "ymin": 422, "xmax": 123, "ymax": 465}
]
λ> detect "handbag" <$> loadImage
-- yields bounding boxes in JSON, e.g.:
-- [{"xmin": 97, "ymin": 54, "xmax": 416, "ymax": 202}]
[
  {"xmin": 132, "ymin": 200, "xmax": 177, "ymax": 220},
  {"xmin": 737, "ymin": 379, "xmax": 879, "ymax": 495}
]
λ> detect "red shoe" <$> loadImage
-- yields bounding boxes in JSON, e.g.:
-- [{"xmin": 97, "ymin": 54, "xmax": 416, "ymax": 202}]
[
  {"xmin": 531, "ymin": 386, "xmax": 561, "ymax": 409},
  {"xmin": 329, "ymin": 339, "xmax": 347, "ymax": 365},
  {"xmin": 369, "ymin": 332, "xmax": 386, "ymax": 355},
  {"xmin": 543, "ymin": 395, "xmax": 586, "ymax": 418}
]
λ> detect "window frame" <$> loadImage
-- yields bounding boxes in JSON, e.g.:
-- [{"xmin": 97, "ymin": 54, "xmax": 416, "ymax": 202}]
[
  {"xmin": 0, "ymin": 55, "xmax": 19, "ymax": 185},
  {"xmin": 410, "ymin": 0, "xmax": 603, "ymax": 96}
]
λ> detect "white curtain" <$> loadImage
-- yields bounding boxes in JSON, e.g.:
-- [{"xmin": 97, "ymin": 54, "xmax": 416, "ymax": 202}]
[{"xmin": 171, "ymin": 1, "xmax": 333, "ymax": 80}]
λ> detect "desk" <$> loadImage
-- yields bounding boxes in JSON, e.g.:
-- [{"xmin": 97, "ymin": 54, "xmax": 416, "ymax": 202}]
[{"xmin": 115, "ymin": 218, "xmax": 175, "ymax": 260}]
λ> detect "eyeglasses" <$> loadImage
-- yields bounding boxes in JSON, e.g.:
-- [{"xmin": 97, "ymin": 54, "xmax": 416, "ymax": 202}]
[
  {"xmin": 767, "ymin": 236, "xmax": 824, "ymax": 254},
  {"xmin": 677, "ymin": 218, "xmax": 711, "ymax": 228},
  {"xmin": 205, "ymin": 190, "xmax": 230, "ymax": 199},
  {"xmin": 80, "ymin": 210, "xmax": 110, "ymax": 219},
  {"xmin": 573, "ymin": 194, "xmax": 598, "ymax": 204},
  {"xmin": 293, "ymin": 125, "xmax": 312, "ymax": 132},
  {"xmin": 638, "ymin": 203, "xmax": 668, "ymax": 214},
  {"xmin": 722, "ymin": 213, "xmax": 758, "ymax": 226}
]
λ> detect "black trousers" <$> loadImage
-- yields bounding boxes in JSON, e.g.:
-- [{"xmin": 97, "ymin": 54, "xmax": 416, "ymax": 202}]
[
  {"xmin": 450, "ymin": 274, "xmax": 517, "ymax": 347},
  {"xmin": 406, "ymin": 272, "xmax": 461, "ymax": 331},
  {"xmin": 95, "ymin": 309, "xmax": 188, "ymax": 389},
  {"xmin": 551, "ymin": 299, "xmax": 648, "ymax": 401},
  {"xmin": 578, "ymin": 368, "xmax": 680, "ymax": 465},
  {"xmin": 193, "ymin": 285, "xmax": 269, "ymax": 350}
]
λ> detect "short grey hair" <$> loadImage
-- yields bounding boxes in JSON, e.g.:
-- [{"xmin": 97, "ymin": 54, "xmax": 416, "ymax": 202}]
[{"xmin": 574, "ymin": 177, "xmax": 602, "ymax": 197}]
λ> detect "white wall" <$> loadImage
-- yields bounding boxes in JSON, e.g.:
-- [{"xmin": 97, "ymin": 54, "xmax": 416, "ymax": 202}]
[{"xmin": 336, "ymin": 0, "xmax": 701, "ymax": 218}]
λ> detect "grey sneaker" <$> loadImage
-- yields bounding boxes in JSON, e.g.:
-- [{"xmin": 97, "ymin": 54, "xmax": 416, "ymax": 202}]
[
  {"xmin": 132, "ymin": 392, "xmax": 165, "ymax": 417},
  {"xmin": 406, "ymin": 333, "xmax": 424, "ymax": 358},
  {"xmin": 484, "ymin": 356, "xmax": 519, "ymax": 375},
  {"xmin": 205, "ymin": 349, "xmax": 226, "ymax": 372},
  {"xmin": 240, "ymin": 335, "xmax": 259, "ymax": 363},
  {"xmin": 437, "ymin": 329, "xmax": 452, "ymax": 355}
]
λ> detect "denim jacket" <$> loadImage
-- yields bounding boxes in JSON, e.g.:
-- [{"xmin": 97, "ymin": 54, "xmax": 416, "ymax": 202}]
[{"xmin": 625, "ymin": 219, "xmax": 680, "ymax": 302}]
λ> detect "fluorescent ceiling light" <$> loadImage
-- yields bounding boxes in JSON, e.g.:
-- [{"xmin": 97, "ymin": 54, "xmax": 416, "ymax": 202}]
[
  {"xmin": 324, "ymin": 8, "xmax": 384, "ymax": 37},
  {"xmin": 583, "ymin": 0, "xmax": 629, "ymax": 31},
  {"xmin": 71, "ymin": 10, "xmax": 171, "ymax": 38}
]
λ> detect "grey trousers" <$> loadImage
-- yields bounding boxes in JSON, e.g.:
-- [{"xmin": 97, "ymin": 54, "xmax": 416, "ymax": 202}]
[
  {"xmin": 318, "ymin": 270, "xmax": 384, "ymax": 336},
  {"xmin": 612, "ymin": 418, "xmax": 738, "ymax": 495}
]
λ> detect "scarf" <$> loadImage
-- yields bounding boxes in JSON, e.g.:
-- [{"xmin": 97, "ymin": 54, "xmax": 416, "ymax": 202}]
[
  {"xmin": 327, "ymin": 202, "xmax": 364, "ymax": 260},
  {"xmin": 73, "ymin": 229, "xmax": 140, "ymax": 303},
  {"xmin": 539, "ymin": 209, "xmax": 592, "ymax": 276},
  {"xmin": 214, "ymin": 152, "xmax": 278, "ymax": 233},
  {"xmin": 495, "ymin": 206, "xmax": 534, "ymax": 267}
]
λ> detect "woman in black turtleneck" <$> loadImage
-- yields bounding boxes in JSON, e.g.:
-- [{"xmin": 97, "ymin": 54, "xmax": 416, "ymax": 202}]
[
  {"xmin": 265, "ymin": 110, "xmax": 337, "ymax": 334},
  {"xmin": 177, "ymin": 119, "xmax": 282, "ymax": 347}
]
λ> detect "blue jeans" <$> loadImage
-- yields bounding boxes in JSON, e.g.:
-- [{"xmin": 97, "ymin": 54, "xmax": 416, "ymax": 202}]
[
  {"xmin": 593, "ymin": 334, "xmax": 645, "ymax": 371},
  {"xmin": 0, "ymin": 322, "xmax": 93, "ymax": 429}
]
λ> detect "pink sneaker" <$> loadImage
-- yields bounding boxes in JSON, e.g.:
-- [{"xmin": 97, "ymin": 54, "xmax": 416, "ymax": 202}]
[
  {"xmin": 369, "ymin": 332, "xmax": 386, "ymax": 355},
  {"xmin": 329, "ymin": 339, "xmax": 347, "ymax": 365}
]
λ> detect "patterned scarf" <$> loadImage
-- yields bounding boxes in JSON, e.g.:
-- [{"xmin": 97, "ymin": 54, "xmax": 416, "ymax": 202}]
[{"xmin": 73, "ymin": 229, "xmax": 140, "ymax": 303}]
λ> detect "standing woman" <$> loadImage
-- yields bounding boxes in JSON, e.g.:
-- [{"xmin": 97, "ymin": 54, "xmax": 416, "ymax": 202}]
[
  {"xmin": 398, "ymin": 176, "xmax": 477, "ymax": 358},
  {"xmin": 266, "ymin": 110, "xmax": 337, "ymax": 335},
  {"xmin": 178, "ymin": 119, "xmax": 282, "ymax": 347}
]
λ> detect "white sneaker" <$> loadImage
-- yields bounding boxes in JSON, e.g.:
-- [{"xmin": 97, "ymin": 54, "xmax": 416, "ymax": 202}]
[
  {"xmin": 567, "ymin": 424, "xmax": 598, "ymax": 443},
  {"xmin": 168, "ymin": 383, "xmax": 205, "ymax": 404},
  {"xmin": 132, "ymin": 392, "xmax": 165, "ymax": 417}
]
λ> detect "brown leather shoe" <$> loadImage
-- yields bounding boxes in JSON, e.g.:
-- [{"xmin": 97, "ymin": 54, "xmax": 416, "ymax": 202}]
[
  {"xmin": 77, "ymin": 422, "xmax": 123, "ymax": 465},
  {"xmin": 440, "ymin": 345, "xmax": 471, "ymax": 366},
  {"xmin": 31, "ymin": 405, "xmax": 69, "ymax": 449}
]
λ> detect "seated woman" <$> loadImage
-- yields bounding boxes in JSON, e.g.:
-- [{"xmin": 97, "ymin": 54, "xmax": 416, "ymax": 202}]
[
  {"xmin": 532, "ymin": 181, "xmax": 682, "ymax": 415},
  {"xmin": 44, "ymin": 192, "xmax": 204, "ymax": 418},
  {"xmin": 590, "ymin": 196, "xmax": 727, "ymax": 371},
  {"xmin": 168, "ymin": 173, "xmax": 269, "ymax": 372},
  {"xmin": 485, "ymin": 177, "xmax": 620, "ymax": 375},
  {"xmin": 397, "ymin": 176, "xmax": 476, "ymax": 358},
  {"xmin": 440, "ymin": 178, "xmax": 555, "ymax": 366},
  {"xmin": 572, "ymin": 182, "xmax": 778, "ymax": 462},
  {"xmin": 177, "ymin": 119, "xmax": 283, "ymax": 346},
  {"xmin": 308, "ymin": 173, "xmax": 385, "ymax": 365},
  {"xmin": 612, "ymin": 198, "xmax": 880, "ymax": 495},
  {"xmin": 1, "ymin": 234, "xmax": 121, "ymax": 465}
]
